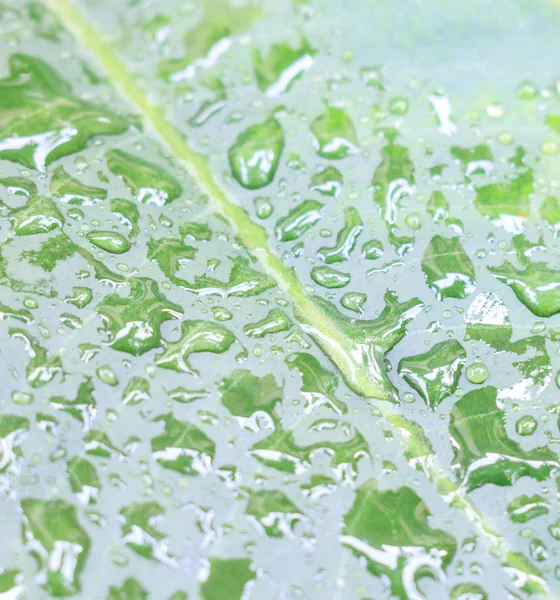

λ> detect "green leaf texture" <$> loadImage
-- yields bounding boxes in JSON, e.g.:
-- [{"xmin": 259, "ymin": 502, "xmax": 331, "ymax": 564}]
[{"xmin": 0, "ymin": 0, "xmax": 559, "ymax": 598}]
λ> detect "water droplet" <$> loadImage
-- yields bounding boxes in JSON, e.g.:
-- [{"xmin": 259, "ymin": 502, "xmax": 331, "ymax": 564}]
[
  {"xmin": 87, "ymin": 230, "xmax": 131, "ymax": 254},
  {"xmin": 486, "ymin": 103, "xmax": 504, "ymax": 118},
  {"xmin": 97, "ymin": 365, "xmax": 119, "ymax": 386},
  {"xmin": 389, "ymin": 97, "xmax": 409, "ymax": 115},
  {"xmin": 211, "ymin": 306, "xmax": 233, "ymax": 321},
  {"xmin": 541, "ymin": 141, "xmax": 559, "ymax": 155},
  {"xmin": 254, "ymin": 196, "xmax": 273, "ymax": 219},
  {"xmin": 405, "ymin": 212, "xmax": 421, "ymax": 230},
  {"xmin": 362, "ymin": 239, "xmax": 384, "ymax": 260},
  {"xmin": 466, "ymin": 363, "xmax": 488, "ymax": 384},
  {"xmin": 229, "ymin": 117, "xmax": 285, "ymax": 189},
  {"xmin": 517, "ymin": 81, "xmax": 538, "ymax": 100},
  {"xmin": 12, "ymin": 391, "xmax": 33, "ymax": 405},
  {"xmin": 497, "ymin": 132, "xmax": 513, "ymax": 145},
  {"xmin": 515, "ymin": 415, "xmax": 537, "ymax": 436},
  {"xmin": 23, "ymin": 297, "xmax": 38, "ymax": 309},
  {"xmin": 310, "ymin": 107, "xmax": 359, "ymax": 159},
  {"xmin": 340, "ymin": 292, "xmax": 367, "ymax": 314},
  {"xmin": 310, "ymin": 266, "xmax": 350, "ymax": 288}
]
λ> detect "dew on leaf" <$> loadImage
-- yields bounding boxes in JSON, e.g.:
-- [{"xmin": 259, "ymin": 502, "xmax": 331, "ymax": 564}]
[
  {"xmin": 516, "ymin": 415, "xmax": 538, "ymax": 436},
  {"xmin": 389, "ymin": 97, "xmax": 409, "ymax": 115},
  {"xmin": 310, "ymin": 266, "xmax": 350, "ymax": 289},
  {"xmin": 211, "ymin": 306, "xmax": 233, "ymax": 321},
  {"xmin": 466, "ymin": 363, "xmax": 488, "ymax": 385},
  {"xmin": 475, "ymin": 171, "xmax": 532, "ymax": 233},
  {"xmin": 64, "ymin": 286, "xmax": 93, "ymax": 309},
  {"xmin": 398, "ymin": 339, "xmax": 466, "ymax": 410},
  {"xmin": 96, "ymin": 278, "xmax": 183, "ymax": 355},
  {"xmin": 253, "ymin": 37, "xmax": 315, "ymax": 97},
  {"xmin": 421, "ymin": 235, "xmax": 476, "ymax": 300},
  {"xmin": 110, "ymin": 198, "xmax": 140, "ymax": 238},
  {"xmin": 0, "ymin": 54, "xmax": 129, "ymax": 170},
  {"xmin": 295, "ymin": 291, "xmax": 423, "ymax": 401},
  {"xmin": 449, "ymin": 386, "xmax": 557, "ymax": 490},
  {"xmin": 151, "ymin": 413, "xmax": 215, "ymax": 476},
  {"xmin": 21, "ymin": 498, "xmax": 90, "ymax": 596},
  {"xmin": 106, "ymin": 149, "xmax": 182, "ymax": 206},
  {"xmin": 243, "ymin": 308, "xmax": 292, "ymax": 337},
  {"xmin": 254, "ymin": 196, "xmax": 273, "ymax": 219},
  {"xmin": 155, "ymin": 320, "xmax": 236, "ymax": 374},
  {"xmin": 50, "ymin": 166, "xmax": 107, "ymax": 204},
  {"xmin": 360, "ymin": 66, "xmax": 384, "ymax": 90},
  {"xmin": 119, "ymin": 501, "xmax": 175, "ymax": 564},
  {"xmin": 97, "ymin": 364, "xmax": 118, "ymax": 386},
  {"xmin": 507, "ymin": 494, "xmax": 549, "ymax": 523},
  {"xmin": 67, "ymin": 455, "xmax": 101, "ymax": 505},
  {"xmin": 246, "ymin": 490, "xmax": 304, "ymax": 538},
  {"xmin": 372, "ymin": 142, "xmax": 414, "ymax": 226},
  {"xmin": 286, "ymin": 352, "xmax": 347, "ymax": 415},
  {"xmin": 107, "ymin": 578, "xmax": 147, "ymax": 600},
  {"xmin": 341, "ymin": 480, "xmax": 456, "ymax": 598},
  {"xmin": 529, "ymin": 538, "xmax": 548, "ymax": 562},
  {"xmin": 87, "ymin": 230, "xmax": 131, "ymax": 254},
  {"xmin": 361, "ymin": 239, "xmax": 384, "ymax": 260},
  {"xmin": 450, "ymin": 144, "xmax": 493, "ymax": 178},
  {"xmin": 157, "ymin": 0, "xmax": 261, "ymax": 81},
  {"xmin": 310, "ymin": 107, "xmax": 359, "ymax": 159},
  {"xmin": 340, "ymin": 291, "xmax": 367, "ymax": 314},
  {"xmin": 229, "ymin": 117, "xmax": 285, "ymax": 189},
  {"xmin": 8, "ymin": 195, "xmax": 65, "ymax": 236},
  {"xmin": 3, "ymin": 3, "xmax": 560, "ymax": 597},
  {"xmin": 317, "ymin": 207, "xmax": 362, "ymax": 263},
  {"xmin": 517, "ymin": 81, "xmax": 539, "ymax": 100},
  {"xmin": 220, "ymin": 370, "xmax": 282, "ymax": 418},
  {"xmin": 10, "ymin": 327, "xmax": 63, "ymax": 387},
  {"xmin": 274, "ymin": 199, "xmax": 324, "ymax": 241},
  {"xmin": 450, "ymin": 583, "xmax": 488, "ymax": 600},
  {"xmin": 309, "ymin": 166, "xmax": 343, "ymax": 198},
  {"xmin": 426, "ymin": 191, "xmax": 449, "ymax": 222},
  {"xmin": 200, "ymin": 558, "xmax": 255, "ymax": 600}
]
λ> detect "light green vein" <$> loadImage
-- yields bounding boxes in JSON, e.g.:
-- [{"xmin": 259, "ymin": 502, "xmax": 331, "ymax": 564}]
[{"xmin": 42, "ymin": 0, "xmax": 552, "ymax": 595}]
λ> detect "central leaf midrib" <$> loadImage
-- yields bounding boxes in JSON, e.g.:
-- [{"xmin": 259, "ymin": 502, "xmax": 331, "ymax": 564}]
[{"xmin": 42, "ymin": 0, "xmax": 550, "ymax": 595}]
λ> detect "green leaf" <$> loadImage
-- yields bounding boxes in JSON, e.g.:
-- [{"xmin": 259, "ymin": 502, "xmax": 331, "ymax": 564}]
[
  {"xmin": 21, "ymin": 498, "xmax": 90, "ymax": 596},
  {"xmin": 342, "ymin": 480, "xmax": 456, "ymax": 599},
  {"xmin": 219, "ymin": 370, "xmax": 283, "ymax": 417},
  {"xmin": 0, "ymin": 54, "xmax": 129, "ymax": 169},
  {"xmin": 449, "ymin": 387, "xmax": 557, "ymax": 491},
  {"xmin": 3, "ymin": 0, "xmax": 560, "ymax": 597},
  {"xmin": 107, "ymin": 578, "xmax": 148, "ymax": 600},
  {"xmin": 246, "ymin": 490, "xmax": 305, "ymax": 538},
  {"xmin": 106, "ymin": 149, "xmax": 182, "ymax": 205},
  {"xmin": 310, "ymin": 106, "xmax": 360, "ymax": 159},
  {"xmin": 200, "ymin": 558, "xmax": 255, "ymax": 600},
  {"xmin": 398, "ymin": 339, "xmax": 466, "ymax": 410},
  {"xmin": 151, "ymin": 413, "xmax": 215, "ymax": 475},
  {"xmin": 421, "ymin": 235, "xmax": 476, "ymax": 300}
]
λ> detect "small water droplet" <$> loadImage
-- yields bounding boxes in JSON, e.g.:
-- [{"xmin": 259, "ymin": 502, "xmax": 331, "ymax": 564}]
[
  {"xmin": 254, "ymin": 196, "xmax": 273, "ymax": 219},
  {"xmin": 389, "ymin": 97, "xmax": 409, "ymax": 115},
  {"xmin": 466, "ymin": 363, "xmax": 488, "ymax": 384},
  {"xmin": 486, "ymin": 103, "xmax": 504, "ymax": 119},
  {"xmin": 516, "ymin": 415, "xmax": 537, "ymax": 436},
  {"xmin": 542, "ymin": 141, "xmax": 559, "ymax": 155},
  {"xmin": 517, "ymin": 81, "xmax": 538, "ymax": 100}
]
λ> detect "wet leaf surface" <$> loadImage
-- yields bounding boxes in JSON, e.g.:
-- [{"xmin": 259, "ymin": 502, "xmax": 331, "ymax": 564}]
[{"xmin": 0, "ymin": 0, "xmax": 560, "ymax": 598}]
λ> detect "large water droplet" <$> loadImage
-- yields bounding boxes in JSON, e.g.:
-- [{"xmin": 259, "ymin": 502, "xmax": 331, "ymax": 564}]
[{"xmin": 229, "ymin": 117, "xmax": 285, "ymax": 189}]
